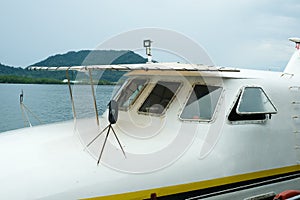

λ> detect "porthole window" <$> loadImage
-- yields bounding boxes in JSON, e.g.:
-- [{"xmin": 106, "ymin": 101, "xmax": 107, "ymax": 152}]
[
  {"xmin": 180, "ymin": 85, "xmax": 222, "ymax": 121},
  {"xmin": 228, "ymin": 87, "xmax": 277, "ymax": 122}
]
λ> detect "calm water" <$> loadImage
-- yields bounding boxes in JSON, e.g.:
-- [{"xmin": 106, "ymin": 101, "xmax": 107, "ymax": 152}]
[{"xmin": 0, "ymin": 84, "xmax": 115, "ymax": 133}]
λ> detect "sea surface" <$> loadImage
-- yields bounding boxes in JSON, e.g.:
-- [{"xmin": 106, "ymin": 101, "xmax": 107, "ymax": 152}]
[{"xmin": 0, "ymin": 84, "xmax": 116, "ymax": 133}]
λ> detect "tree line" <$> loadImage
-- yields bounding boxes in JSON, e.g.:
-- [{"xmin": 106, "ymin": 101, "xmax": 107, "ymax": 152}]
[{"xmin": 0, "ymin": 50, "xmax": 147, "ymax": 84}]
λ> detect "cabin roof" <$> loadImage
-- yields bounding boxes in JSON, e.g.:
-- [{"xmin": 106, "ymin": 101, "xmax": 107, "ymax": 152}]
[
  {"xmin": 29, "ymin": 62, "xmax": 285, "ymax": 79},
  {"xmin": 29, "ymin": 62, "xmax": 239, "ymax": 72}
]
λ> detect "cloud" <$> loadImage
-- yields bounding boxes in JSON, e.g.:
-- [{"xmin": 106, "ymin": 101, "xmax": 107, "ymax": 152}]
[
  {"xmin": 194, "ymin": 0, "xmax": 300, "ymax": 68},
  {"xmin": 0, "ymin": 0, "xmax": 299, "ymax": 68}
]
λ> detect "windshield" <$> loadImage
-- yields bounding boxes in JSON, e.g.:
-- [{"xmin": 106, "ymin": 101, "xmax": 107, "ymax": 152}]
[
  {"xmin": 139, "ymin": 81, "xmax": 181, "ymax": 115},
  {"xmin": 116, "ymin": 78, "xmax": 147, "ymax": 109}
]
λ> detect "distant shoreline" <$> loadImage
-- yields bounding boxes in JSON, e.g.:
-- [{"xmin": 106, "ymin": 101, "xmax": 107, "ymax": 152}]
[{"xmin": 0, "ymin": 75, "xmax": 114, "ymax": 85}]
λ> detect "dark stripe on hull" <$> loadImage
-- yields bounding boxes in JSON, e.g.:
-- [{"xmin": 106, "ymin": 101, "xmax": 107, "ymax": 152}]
[{"xmin": 149, "ymin": 171, "xmax": 300, "ymax": 200}]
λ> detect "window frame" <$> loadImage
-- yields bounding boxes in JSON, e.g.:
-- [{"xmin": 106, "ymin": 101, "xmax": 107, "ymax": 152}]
[
  {"xmin": 115, "ymin": 78, "xmax": 149, "ymax": 111},
  {"xmin": 179, "ymin": 83, "xmax": 223, "ymax": 123},
  {"xmin": 236, "ymin": 86, "xmax": 277, "ymax": 115},
  {"xmin": 138, "ymin": 80, "xmax": 182, "ymax": 116},
  {"xmin": 227, "ymin": 86, "xmax": 277, "ymax": 124}
]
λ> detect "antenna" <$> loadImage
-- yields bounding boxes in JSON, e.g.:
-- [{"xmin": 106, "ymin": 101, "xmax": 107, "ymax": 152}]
[
  {"xmin": 87, "ymin": 100, "xmax": 126, "ymax": 165},
  {"xmin": 143, "ymin": 39, "xmax": 153, "ymax": 63}
]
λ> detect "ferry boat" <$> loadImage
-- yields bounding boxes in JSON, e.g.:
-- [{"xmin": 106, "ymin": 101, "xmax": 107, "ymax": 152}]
[{"xmin": 1, "ymin": 38, "xmax": 300, "ymax": 200}]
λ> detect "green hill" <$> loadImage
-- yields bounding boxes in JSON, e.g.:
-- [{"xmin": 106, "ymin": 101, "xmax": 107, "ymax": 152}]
[
  {"xmin": 0, "ymin": 63, "xmax": 26, "ymax": 76},
  {"xmin": 0, "ymin": 50, "xmax": 147, "ymax": 84},
  {"xmin": 32, "ymin": 50, "xmax": 146, "ymax": 66}
]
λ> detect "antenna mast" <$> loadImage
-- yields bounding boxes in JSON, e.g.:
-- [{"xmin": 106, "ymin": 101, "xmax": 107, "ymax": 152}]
[{"xmin": 143, "ymin": 39, "xmax": 153, "ymax": 63}]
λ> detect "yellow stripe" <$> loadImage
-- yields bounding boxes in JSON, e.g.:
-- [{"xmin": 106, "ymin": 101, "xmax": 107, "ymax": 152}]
[{"xmin": 84, "ymin": 165, "xmax": 300, "ymax": 200}]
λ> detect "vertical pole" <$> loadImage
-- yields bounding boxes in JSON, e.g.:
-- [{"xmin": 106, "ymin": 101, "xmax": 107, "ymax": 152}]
[
  {"xmin": 88, "ymin": 69, "xmax": 100, "ymax": 126},
  {"xmin": 66, "ymin": 69, "xmax": 77, "ymax": 122},
  {"xmin": 20, "ymin": 103, "xmax": 29, "ymax": 127}
]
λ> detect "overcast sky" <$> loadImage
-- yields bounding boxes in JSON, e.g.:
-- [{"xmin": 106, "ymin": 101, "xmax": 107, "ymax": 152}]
[{"xmin": 0, "ymin": 0, "xmax": 299, "ymax": 70}]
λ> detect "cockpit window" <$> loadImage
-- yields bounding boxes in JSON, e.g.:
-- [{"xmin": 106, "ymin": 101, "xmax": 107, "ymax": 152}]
[
  {"xmin": 117, "ymin": 78, "xmax": 147, "ymax": 110},
  {"xmin": 139, "ymin": 81, "xmax": 181, "ymax": 115},
  {"xmin": 180, "ymin": 85, "xmax": 222, "ymax": 121},
  {"xmin": 228, "ymin": 87, "xmax": 277, "ymax": 122}
]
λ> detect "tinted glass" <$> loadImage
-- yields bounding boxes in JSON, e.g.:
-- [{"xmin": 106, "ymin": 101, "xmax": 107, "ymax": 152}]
[
  {"xmin": 237, "ymin": 87, "xmax": 277, "ymax": 114},
  {"xmin": 139, "ymin": 81, "xmax": 181, "ymax": 115},
  {"xmin": 180, "ymin": 85, "xmax": 222, "ymax": 120},
  {"xmin": 117, "ymin": 79, "xmax": 147, "ymax": 109}
]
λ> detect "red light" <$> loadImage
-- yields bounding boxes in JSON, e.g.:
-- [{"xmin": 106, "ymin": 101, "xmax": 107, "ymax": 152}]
[{"xmin": 150, "ymin": 193, "xmax": 157, "ymax": 200}]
